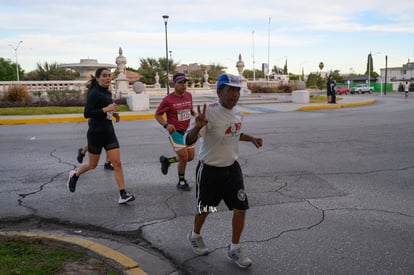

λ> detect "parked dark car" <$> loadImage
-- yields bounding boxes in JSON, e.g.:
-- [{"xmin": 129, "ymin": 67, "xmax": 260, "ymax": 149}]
[{"xmin": 335, "ymin": 86, "xmax": 349, "ymax": 95}]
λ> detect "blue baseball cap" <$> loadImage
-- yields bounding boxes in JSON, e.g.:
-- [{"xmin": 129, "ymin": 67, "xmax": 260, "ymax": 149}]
[{"xmin": 216, "ymin": 74, "xmax": 244, "ymax": 89}]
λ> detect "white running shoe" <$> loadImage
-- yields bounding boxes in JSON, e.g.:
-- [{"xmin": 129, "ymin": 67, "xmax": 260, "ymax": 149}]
[
  {"xmin": 187, "ymin": 232, "xmax": 209, "ymax": 256},
  {"xmin": 118, "ymin": 191, "xmax": 135, "ymax": 204},
  {"xmin": 227, "ymin": 245, "xmax": 252, "ymax": 268}
]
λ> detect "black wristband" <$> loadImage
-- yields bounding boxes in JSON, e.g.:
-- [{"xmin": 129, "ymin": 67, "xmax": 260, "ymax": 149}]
[{"xmin": 163, "ymin": 124, "xmax": 168, "ymax": 129}]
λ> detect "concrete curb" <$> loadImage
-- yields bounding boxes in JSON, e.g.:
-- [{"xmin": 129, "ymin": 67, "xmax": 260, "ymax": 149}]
[
  {"xmin": 0, "ymin": 231, "xmax": 147, "ymax": 275},
  {"xmin": 0, "ymin": 100, "xmax": 376, "ymax": 125},
  {"xmin": 297, "ymin": 99, "xmax": 376, "ymax": 111},
  {"xmin": 0, "ymin": 114, "xmax": 154, "ymax": 125},
  {"xmin": 0, "ymin": 111, "xmax": 251, "ymax": 125}
]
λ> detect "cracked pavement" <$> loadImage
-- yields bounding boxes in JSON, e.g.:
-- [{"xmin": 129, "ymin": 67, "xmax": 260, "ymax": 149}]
[{"xmin": 1, "ymin": 94, "xmax": 413, "ymax": 274}]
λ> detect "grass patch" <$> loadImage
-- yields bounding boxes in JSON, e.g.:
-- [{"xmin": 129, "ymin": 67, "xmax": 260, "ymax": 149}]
[
  {"xmin": 0, "ymin": 239, "xmax": 119, "ymax": 274},
  {"xmin": 310, "ymin": 95, "xmax": 342, "ymax": 103},
  {"xmin": 0, "ymin": 105, "xmax": 130, "ymax": 116}
]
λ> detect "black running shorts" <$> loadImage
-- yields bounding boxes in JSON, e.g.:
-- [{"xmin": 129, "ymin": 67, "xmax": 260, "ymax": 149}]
[
  {"xmin": 195, "ymin": 161, "xmax": 249, "ymax": 214},
  {"xmin": 87, "ymin": 124, "xmax": 119, "ymax": 154}
]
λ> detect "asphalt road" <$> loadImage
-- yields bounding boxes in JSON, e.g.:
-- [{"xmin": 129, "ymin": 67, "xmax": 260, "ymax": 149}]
[{"xmin": 0, "ymin": 94, "xmax": 413, "ymax": 274}]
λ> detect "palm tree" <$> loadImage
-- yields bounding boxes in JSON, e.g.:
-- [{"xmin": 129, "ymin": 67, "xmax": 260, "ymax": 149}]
[
  {"xmin": 319, "ymin": 62, "xmax": 324, "ymax": 75},
  {"xmin": 25, "ymin": 62, "xmax": 78, "ymax": 80}
]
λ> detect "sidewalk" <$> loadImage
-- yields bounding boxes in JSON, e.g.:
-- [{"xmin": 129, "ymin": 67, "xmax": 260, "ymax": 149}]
[{"xmin": 0, "ymin": 94, "xmax": 376, "ymax": 125}]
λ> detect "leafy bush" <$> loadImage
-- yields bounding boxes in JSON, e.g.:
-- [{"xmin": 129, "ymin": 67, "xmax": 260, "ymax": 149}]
[
  {"xmin": 2, "ymin": 85, "xmax": 32, "ymax": 103},
  {"xmin": 0, "ymin": 89, "xmax": 126, "ymax": 107},
  {"xmin": 247, "ymin": 82, "xmax": 294, "ymax": 93},
  {"xmin": 278, "ymin": 84, "xmax": 293, "ymax": 93},
  {"xmin": 47, "ymin": 89, "xmax": 83, "ymax": 103}
]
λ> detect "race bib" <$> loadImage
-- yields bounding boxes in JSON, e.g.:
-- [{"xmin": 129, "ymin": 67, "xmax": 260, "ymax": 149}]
[{"xmin": 177, "ymin": 109, "xmax": 191, "ymax": 121}]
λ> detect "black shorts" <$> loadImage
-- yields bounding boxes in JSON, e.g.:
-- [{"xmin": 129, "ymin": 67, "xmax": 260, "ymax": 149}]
[
  {"xmin": 195, "ymin": 161, "xmax": 249, "ymax": 214},
  {"xmin": 87, "ymin": 125, "xmax": 119, "ymax": 154}
]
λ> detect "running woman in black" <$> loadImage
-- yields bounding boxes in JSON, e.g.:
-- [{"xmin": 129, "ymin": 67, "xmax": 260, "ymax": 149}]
[{"xmin": 67, "ymin": 68, "xmax": 135, "ymax": 204}]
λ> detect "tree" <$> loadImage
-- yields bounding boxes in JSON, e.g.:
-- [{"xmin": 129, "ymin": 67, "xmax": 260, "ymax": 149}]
[
  {"xmin": 305, "ymin": 73, "xmax": 319, "ymax": 88},
  {"xmin": 186, "ymin": 63, "xmax": 225, "ymax": 86},
  {"xmin": 283, "ymin": 59, "xmax": 288, "ymax": 75},
  {"xmin": 25, "ymin": 62, "xmax": 78, "ymax": 80},
  {"xmin": 206, "ymin": 63, "xmax": 225, "ymax": 82},
  {"xmin": 271, "ymin": 65, "xmax": 283, "ymax": 76},
  {"xmin": 319, "ymin": 62, "xmax": 324, "ymax": 74},
  {"xmin": 137, "ymin": 57, "xmax": 178, "ymax": 87},
  {"xmin": 0, "ymin": 57, "xmax": 24, "ymax": 81},
  {"xmin": 137, "ymin": 58, "xmax": 161, "ymax": 85},
  {"xmin": 365, "ymin": 53, "xmax": 378, "ymax": 76},
  {"xmin": 243, "ymin": 69, "xmax": 265, "ymax": 80},
  {"xmin": 288, "ymin": 73, "xmax": 299, "ymax": 80},
  {"xmin": 331, "ymin": 70, "xmax": 344, "ymax": 83}
]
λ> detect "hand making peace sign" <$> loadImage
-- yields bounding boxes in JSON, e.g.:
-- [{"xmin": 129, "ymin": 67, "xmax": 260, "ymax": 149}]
[{"xmin": 194, "ymin": 104, "xmax": 208, "ymax": 129}]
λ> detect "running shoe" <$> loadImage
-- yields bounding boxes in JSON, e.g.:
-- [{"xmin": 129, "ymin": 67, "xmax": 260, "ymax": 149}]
[
  {"xmin": 187, "ymin": 232, "xmax": 209, "ymax": 256},
  {"xmin": 159, "ymin": 155, "xmax": 170, "ymax": 175},
  {"xmin": 118, "ymin": 191, "xmax": 135, "ymax": 204},
  {"xmin": 67, "ymin": 170, "xmax": 78, "ymax": 192},
  {"xmin": 104, "ymin": 161, "xmax": 114, "ymax": 170},
  {"xmin": 177, "ymin": 180, "xmax": 191, "ymax": 191},
  {"xmin": 227, "ymin": 245, "xmax": 253, "ymax": 268},
  {"xmin": 77, "ymin": 148, "xmax": 85, "ymax": 163}
]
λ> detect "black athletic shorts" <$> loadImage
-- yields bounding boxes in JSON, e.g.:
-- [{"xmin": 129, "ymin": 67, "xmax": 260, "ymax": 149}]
[
  {"xmin": 87, "ymin": 123, "xmax": 119, "ymax": 154},
  {"xmin": 195, "ymin": 160, "xmax": 249, "ymax": 214}
]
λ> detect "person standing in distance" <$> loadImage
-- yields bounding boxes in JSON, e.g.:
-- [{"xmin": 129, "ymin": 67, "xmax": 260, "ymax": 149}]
[
  {"xmin": 404, "ymin": 81, "xmax": 410, "ymax": 100},
  {"xmin": 331, "ymin": 80, "xmax": 337, "ymax": 104},
  {"xmin": 155, "ymin": 73, "xmax": 196, "ymax": 191},
  {"xmin": 327, "ymin": 74, "xmax": 333, "ymax": 103},
  {"xmin": 185, "ymin": 74, "xmax": 263, "ymax": 268},
  {"xmin": 67, "ymin": 68, "xmax": 135, "ymax": 204}
]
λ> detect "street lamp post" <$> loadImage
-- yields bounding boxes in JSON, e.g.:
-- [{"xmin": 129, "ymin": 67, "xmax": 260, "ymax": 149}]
[
  {"xmin": 8, "ymin": 41, "xmax": 23, "ymax": 82},
  {"xmin": 267, "ymin": 17, "xmax": 271, "ymax": 81},
  {"xmin": 162, "ymin": 15, "xmax": 170, "ymax": 94},
  {"xmin": 252, "ymin": 30, "xmax": 256, "ymax": 81}
]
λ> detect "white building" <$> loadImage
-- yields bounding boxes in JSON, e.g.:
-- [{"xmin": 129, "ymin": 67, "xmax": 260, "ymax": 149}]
[{"xmin": 380, "ymin": 60, "xmax": 414, "ymax": 90}]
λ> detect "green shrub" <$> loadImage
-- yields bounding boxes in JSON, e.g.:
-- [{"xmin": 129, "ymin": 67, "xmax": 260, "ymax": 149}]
[
  {"xmin": 2, "ymin": 85, "xmax": 32, "ymax": 103},
  {"xmin": 278, "ymin": 84, "xmax": 293, "ymax": 93},
  {"xmin": 247, "ymin": 82, "xmax": 293, "ymax": 93},
  {"xmin": 47, "ymin": 89, "xmax": 83, "ymax": 103}
]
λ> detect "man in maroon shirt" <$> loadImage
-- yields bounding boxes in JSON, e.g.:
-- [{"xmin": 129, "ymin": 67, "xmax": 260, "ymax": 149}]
[{"xmin": 155, "ymin": 73, "xmax": 195, "ymax": 191}]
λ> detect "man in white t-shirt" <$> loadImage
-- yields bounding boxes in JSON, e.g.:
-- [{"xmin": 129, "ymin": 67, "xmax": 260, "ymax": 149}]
[{"xmin": 184, "ymin": 73, "xmax": 263, "ymax": 268}]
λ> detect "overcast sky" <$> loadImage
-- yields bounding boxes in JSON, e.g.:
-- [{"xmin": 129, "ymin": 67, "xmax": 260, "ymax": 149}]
[{"xmin": 1, "ymin": 0, "xmax": 413, "ymax": 76}]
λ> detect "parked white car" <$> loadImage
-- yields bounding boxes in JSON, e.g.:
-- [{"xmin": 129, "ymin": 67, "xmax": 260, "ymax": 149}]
[{"xmin": 350, "ymin": 84, "xmax": 373, "ymax": 94}]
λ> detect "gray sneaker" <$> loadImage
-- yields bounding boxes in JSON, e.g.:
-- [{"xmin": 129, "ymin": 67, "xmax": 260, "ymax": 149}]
[
  {"xmin": 187, "ymin": 232, "xmax": 209, "ymax": 256},
  {"xmin": 227, "ymin": 245, "xmax": 252, "ymax": 268}
]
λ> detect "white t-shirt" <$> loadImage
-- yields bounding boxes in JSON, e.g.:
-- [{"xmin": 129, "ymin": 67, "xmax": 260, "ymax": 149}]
[{"xmin": 188, "ymin": 101, "xmax": 243, "ymax": 167}]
